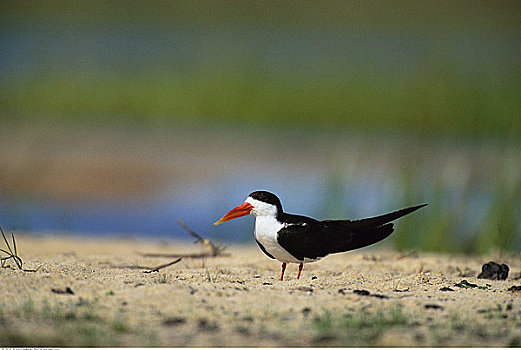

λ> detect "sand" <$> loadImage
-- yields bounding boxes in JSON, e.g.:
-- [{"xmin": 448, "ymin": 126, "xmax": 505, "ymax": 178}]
[{"xmin": 1, "ymin": 234, "xmax": 520, "ymax": 347}]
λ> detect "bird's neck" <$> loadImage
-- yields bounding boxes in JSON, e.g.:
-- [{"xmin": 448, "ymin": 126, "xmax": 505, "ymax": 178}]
[
  {"xmin": 253, "ymin": 210, "xmax": 284, "ymax": 223},
  {"xmin": 254, "ymin": 214, "xmax": 284, "ymax": 240}
]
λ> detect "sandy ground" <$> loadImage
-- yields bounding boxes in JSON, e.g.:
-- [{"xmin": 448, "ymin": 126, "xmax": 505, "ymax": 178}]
[{"xmin": 1, "ymin": 234, "xmax": 521, "ymax": 347}]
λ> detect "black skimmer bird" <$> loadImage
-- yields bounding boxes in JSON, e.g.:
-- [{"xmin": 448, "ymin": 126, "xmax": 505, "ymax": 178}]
[{"xmin": 214, "ymin": 191, "xmax": 427, "ymax": 281}]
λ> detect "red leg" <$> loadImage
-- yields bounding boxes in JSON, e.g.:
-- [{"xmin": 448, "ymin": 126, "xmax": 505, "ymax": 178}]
[
  {"xmin": 297, "ymin": 262, "xmax": 303, "ymax": 279},
  {"xmin": 279, "ymin": 262, "xmax": 287, "ymax": 281}
]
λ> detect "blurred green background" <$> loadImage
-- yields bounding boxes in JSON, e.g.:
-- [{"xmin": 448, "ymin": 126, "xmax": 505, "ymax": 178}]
[{"xmin": 1, "ymin": 0, "xmax": 520, "ymax": 254}]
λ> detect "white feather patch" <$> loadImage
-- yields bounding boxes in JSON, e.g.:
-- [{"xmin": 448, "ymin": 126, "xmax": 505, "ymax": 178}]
[{"xmin": 246, "ymin": 196, "xmax": 322, "ymax": 264}]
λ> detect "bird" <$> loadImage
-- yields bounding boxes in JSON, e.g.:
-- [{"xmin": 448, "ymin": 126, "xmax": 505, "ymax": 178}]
[{"xmin": 213, "ymin": 190, "xmax": 427, "ymax": 281}]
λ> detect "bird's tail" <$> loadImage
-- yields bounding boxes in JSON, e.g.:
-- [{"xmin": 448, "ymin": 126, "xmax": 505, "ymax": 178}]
[
  {"xmin": 343, "ymin": 203, "xmax": 428, "ymax": 230},
  {"xmin": 322, "ymin": 203, "xmax": 427, "ymax": 253}
]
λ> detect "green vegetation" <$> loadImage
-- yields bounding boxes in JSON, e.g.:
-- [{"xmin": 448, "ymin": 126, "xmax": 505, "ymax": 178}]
[
  {"xmin": 2, "ymin": 298, "xmax": 519, "ymax": 347},
  {"xmin": 2, "ymin": 1, "xmax": 520, "ymax": 138},
  {"xmin": 312, "ymin": 306, "xmax": 408, "ymax": 344},
  {"xmin": 3, "ymin": 64, "xmax": 520, "ymax": 139},
  {"xmin": 0, "ymin": 298, "xmax": 152, "ymax": 347},
  {"xmin": 1, "ymin": 225, "xmax": 41, "ymax": 272},
  {"xmin": 0, "ymin": 226, "xmax": 23, "ymax": 270},
  {"xmin": 389, "ymin": 158, "xmax": 521, "ymax": 254},
  {"xmin": 318, "ymin": 135, "xmax": 521, "ymax": 254},
  {"xmin": 309, "ymin": 305, "xmax": 520, "ymax": 346}
]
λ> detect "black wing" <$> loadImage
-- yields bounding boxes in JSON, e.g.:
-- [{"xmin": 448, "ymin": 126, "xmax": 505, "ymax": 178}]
[
  {"xmin": 276, "ymin": 214, "xmax": 358, "ymax": 261},
  {"xmin": 277, "ymin": 204, "xmax": 427, "ymax": 261}
]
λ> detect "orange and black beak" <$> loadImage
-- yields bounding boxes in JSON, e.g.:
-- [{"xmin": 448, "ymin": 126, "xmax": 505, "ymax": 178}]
[{"xmin": 213, "ymin": 202, "xmax": 254, "ymax": 225}]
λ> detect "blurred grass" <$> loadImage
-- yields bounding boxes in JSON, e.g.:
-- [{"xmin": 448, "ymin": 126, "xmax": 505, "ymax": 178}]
[
  {"xmin": 318, "ymin": 132, "xmax": 521, "ymax": 254},
  {"xmin": 2, "ymin": 0, "xmax": 521, "ymax": 138},
  {"xmin": 3, "ymin": 66, "xmax": 521, "ymax": 138},
  {"xmin": 390, "ymin": 142, "xmax": 521, "ymax": 254},
  {"xmin": 312, "ymin": 306, "xmax": 408, "ymax": 345}
]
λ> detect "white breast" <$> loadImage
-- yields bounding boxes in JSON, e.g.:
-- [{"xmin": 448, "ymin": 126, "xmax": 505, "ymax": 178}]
[{"xmin": 254, "ymin": 216, "xmax": 303, "ymax": 264}]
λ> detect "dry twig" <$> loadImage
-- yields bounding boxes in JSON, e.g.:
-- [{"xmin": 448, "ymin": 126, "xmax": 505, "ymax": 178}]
[
  {"xmin": 110, "ymin": 220, "xmax": 228, "ymax": 273},
  {"xmin": 110, "ymin": 258, "xmax": 182, "ymax": 273},
  {"xmin": 143, "ymin": 258, "xmax": 183, "ymax": 273},
  {"xmin": 0, "ymin": 225, "xmax": 41, "ymax": 272},
  {"xmin": 136, "ymin": 219, "xmax": 229, "ymax": 258}
]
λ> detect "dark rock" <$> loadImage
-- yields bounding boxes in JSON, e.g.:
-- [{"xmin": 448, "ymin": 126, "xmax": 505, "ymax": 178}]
[
  {"xmin": 440, "ymin": 287, "xmax": 455, "ymax": 291},
  {"xmin": 424, "ymin": 304, "xmax": 444, "ymax": 310},
  {"xmin": 163, "ymin": 316, "xmax": 186, "ymax": 326},
  {"xmin": 454, "ymin": 280, "xmax": 478, "ymax": 288},
  {"xmin": 477, "ymin": 261, "xmax": 509, "ymax": 280},
  {"xmin": 353, "ymin": 289, "xmax": 388, "ymax": 298},
  {"xmin": 338, "ymin": 288, "xmax": 348, "ymax": 295},
  {"xmin": 372, "ymin": 293, "xmax": 389, "ymax": 299},
  {"xmin": 353, "ymin": 289, "xmax": 370, "ymax": 296},
  {"xmin": 507, "ymin": 285, "xmax": 521, "ymax": 292},
  {"xmin": 263, "ymin": 282, "xmax": 272, "ymax": 285},
  {"xmin": 51, "ymin": 286, "xmax": 74, "ymax": 295},
  {"xmin": 311, "ymin": 276, "xmax": 318, "ymax": 280}
]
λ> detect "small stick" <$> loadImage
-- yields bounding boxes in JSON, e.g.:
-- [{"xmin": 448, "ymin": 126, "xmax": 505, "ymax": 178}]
[
  {"xmin": 136, "ymin": 220, "xmax": 229, "ymax": 258},
  {"xmin": 136, "ymin": 251, "xmax": 230, "ymax": 258},
  {"xmin": 178, "ymin": 219, "xmax": 204, "ymax": 243},
  {"xmin": 178, "ymin": 219, "xmax": 222, "ymax": 256},
  {"xmin": 110, "ymin": 264, "xmax": 151, "ymax": 270},
  {"xmin": 144, "ymin": 258, "xmax": 182, "ymax": 273},
  {"xmin": 110, "ymin": 258, "xmax": 182, "ymax": 273},
  {"xmin": 109, "ymin": 220, "xmax": 228, "ymax": 273}
]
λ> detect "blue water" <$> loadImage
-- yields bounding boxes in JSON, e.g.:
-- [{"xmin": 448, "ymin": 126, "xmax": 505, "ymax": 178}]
[
  {"xmin": 0, "ymin": 174, "xmax": 316, "ymax": 242},
  {"xmin": 1, "ymin": 128, "xmax": 520, "ymax": 256},
  {"xmin": 2, "ymin": 145, "xmax": 518, "ymax": 246}
]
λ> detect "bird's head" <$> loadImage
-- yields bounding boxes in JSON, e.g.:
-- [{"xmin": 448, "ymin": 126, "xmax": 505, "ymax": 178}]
[{"xmin": 213, "ymin": 191, "xmax": 283, "ymax": 225}]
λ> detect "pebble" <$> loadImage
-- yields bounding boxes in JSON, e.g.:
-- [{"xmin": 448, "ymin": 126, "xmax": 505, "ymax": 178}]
[{"xmin": 477, "ymin": 261, "xmax": 509, "ymax": 280}]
